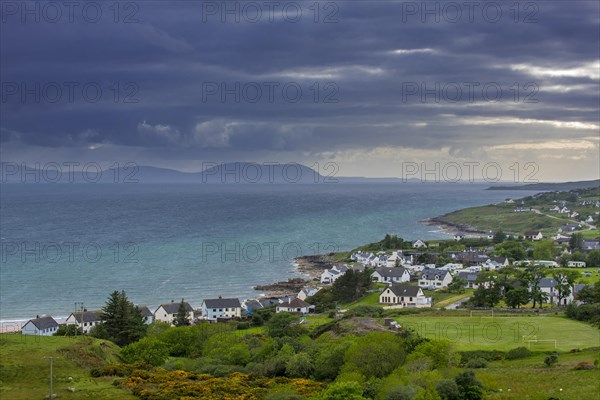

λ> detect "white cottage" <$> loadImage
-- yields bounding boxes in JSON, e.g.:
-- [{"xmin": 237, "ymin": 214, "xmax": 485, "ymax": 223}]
[
  {"xmin": 276, "ymin": 298, "xmax": 312, "ymax": 314},
  {"xmin": 371, "ymin": 267, "xmax": 411, "ymax": 284},
  {"xmin": 379, "ymin": 285, "xmax": 431, "ymax": 308},
  {"xmin": 154, "ymin": 301, "xmax": 194, "ymax": 325},
  {"xmin": 21, "ymin": 316, "xmax": 59, "ymax": 336},
  {"xmin": 65, "ymin": 310, "xmax": 102, "ymax": 333},
  {"xmin": 201, "ymin": 297, "xmax": 242, "ymax": 320},
  {"xmin": 418, "ymin": 269, "xmax": 453, "ymax": 289}
]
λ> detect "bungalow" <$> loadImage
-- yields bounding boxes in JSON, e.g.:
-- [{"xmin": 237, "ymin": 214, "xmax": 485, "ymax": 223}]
[
  {"xmin": 379, "ymin": 285, "xmax": 431, "ymax": 308},
  {"xmin": 320, "ymin": 268, "xmax": 342, "ymax": 284},
  {"xmin": 558, "ymin": 224, "xmax": 580, "ymax": 233},
  {"xmin": 276, "ymin": 298, "xmax": 312, "ymax": 314},
  {"xmin": 418, "ymin": 269, "xmax": 453, "ymax": 290},
  {"xmin": 439, "ymin": 263, "xmax": 463, "ymax": 272},
  {"xmin": 241, "ymin": 299, "xmax": 263, "ymax": 315},
  {"xmin": 371, "ymin": 267, "xmax": 411, "ymax": 284},
  {"xmin": 154, "ymin": 301, "xmax": 194, "ymax": 325},
  {"xmin": 65, "ymin": 310, "xmax": 102, "ymax": 333},
  {"xmin": 524, "ymin": 231, "xmax": 543, "ymax": 240},
  {"xmin": 297, "ymin": 287, "xmax": 320, "ymax": 301},
  {"xmin": 558, "ymin": 207, "xmax": 570, "ymax": 214},
  {"xmin": 201, "ymin": 297, "xmax": 242, "ymax": 320},
  {"xmin": 412, "ymin": 240, "xmax": 428, "ymax": 248},
  {"xmin": 21, "ymin": 316, "xmax": 59, "ymax": 336}
]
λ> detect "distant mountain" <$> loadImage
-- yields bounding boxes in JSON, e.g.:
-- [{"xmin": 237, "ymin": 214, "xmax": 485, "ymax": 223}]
[
  {"xmin": 0, "ymin": 162, "xmax": 326, "ymax": 184},
  {"xmin": 486, "ymin": 179, "xmax": 600, "ymax": 191}
]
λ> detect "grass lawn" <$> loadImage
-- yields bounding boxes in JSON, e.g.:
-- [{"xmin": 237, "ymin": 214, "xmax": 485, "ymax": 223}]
[
  {"xmin": 579, "ymin": 228, "xmax": 600, "ymax": 239},
  {"xmin": 393, "ymin": 314, "xmax": 600, "ymax": 351},
  {"xmin": 547, "ymin": 267, "xmax": 600, "ymax": 284},
  {"xmin": 0, "ymin": 334, "xmax": 136, "ymax": 400},
  {"xmin": 342, "ymin": 291, "xmax": 382, "ymax": 309},
  {"xmin": 478, "ymin": 349, "xmax": 600, "ymax": 400},
  {"xmin": 431, "ymin": 290, "xmax": 474, "ymax": 308}
]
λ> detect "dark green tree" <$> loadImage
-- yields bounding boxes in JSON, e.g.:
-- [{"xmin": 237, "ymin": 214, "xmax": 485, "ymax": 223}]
[
  {"xmin": 520, "ymin": 265, "xmax": 545, "ymax": 308},
  {"xmin": 587, "ymin": 250, "xmax": 600, "ymax": 267},
  {"xmin": 569, "ymin": 233, "xmax": 584, "ymax": 251},
  {"xmin": 173, "ymin": 299, "xmax": 191, "ymax": 327},
  {"xmin": 493, "ymin": 230, "xmax": 506, "ymax": 244},
  {"xmin": 505, "ymin": 287, "xmax": 530, "ymax": 309},
  {"xmin": 96, "ymin": 290, "xmax": 146, "ymax": 346}
]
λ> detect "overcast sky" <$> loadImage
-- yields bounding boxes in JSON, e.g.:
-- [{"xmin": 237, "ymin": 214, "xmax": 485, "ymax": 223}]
[{"xmin": 1, "ymin": 1, "xmax": 599, "ymax": 182}]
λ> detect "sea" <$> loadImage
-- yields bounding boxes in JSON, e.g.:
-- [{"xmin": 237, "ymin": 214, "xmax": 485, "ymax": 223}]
[{"xmin": 0, "ymin": 183, "xmax": 538, "ymax": 323}]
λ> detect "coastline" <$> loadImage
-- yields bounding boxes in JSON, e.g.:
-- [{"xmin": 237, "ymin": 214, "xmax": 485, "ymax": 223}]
[{"xmin": 420, "ymin": 215, "xmax": 487, "ymax": 236}]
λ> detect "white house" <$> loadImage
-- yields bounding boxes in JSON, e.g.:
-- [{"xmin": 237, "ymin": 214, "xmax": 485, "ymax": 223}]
[
  {"xmin": 371, "ymin": 267, "xmax": 411, "ymax": 284},
  {"xmin": 439, "ymin": 263, "xmax": 463, "ymax": 272},
  {"xmin": 201, "ymin": 297, "xmax": 241, "ymax": 320},
  {"xmin": 320, "ymin": 268, "xmax": 342, "ymax": 284},
  {"xmin": 412, "ymin": 240, "xmax": 427, "ymax": 248},
  {"xmin": 418, "ymin": 269, "xmax": 453, "ymax": 289},
  {"xmin": 21, "ymin": 316, "xmax": 59, "ymax": 336},
  {"xmin": 537, "ymin": 277, "xmax": 574, "ymax": 306},
  {"xmin": 454, "ymin": 233, "xmax": 465, "ymax": 241},
  {"xmin": 276, "ymin": 298, "xmax": 312, "ymax": 314},
  {"xmin": 524, "ymin": 231, "xmax": 543, "ymax": 240},
  {"xmin": 65, "ymin": 310, "xmax": 102, "ymax": 333},
  {"xmin": 297, "ymin": 287, "xmax": 320, "ymax": 301},
  {"xmin": 154, "ymin": 301, "xmax": 194, "ymax": 325},
  {"xmin": 379, "ymin": 285, "xmax": 431, "ymax": 308},
  {"xmin": 456, "ymin": 271, "xmax": 490, "ymax": 289}
]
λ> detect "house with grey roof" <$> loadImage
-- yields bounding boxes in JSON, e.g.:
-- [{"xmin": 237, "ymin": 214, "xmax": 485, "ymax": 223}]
[
  {"xmin": 154, "ymin": 301, "xmax": 194, "ymax": 325},
  {"xmin": 418, "ymin": 269, "xmax": 453, "ymax": 290},
  {"xmin": 371, "ymin": 267, "xmax": 410, "ymax": 284},
  {"xmin": 65, "ymin": 310, "xmax": 102, "ymax": 333},
  {"xmin": 201, "ymin": 297, "xmax": 241, "ymax": 320},
  {"xmin": 379, "ymin": 285, "xmax": 431, "ymax": 308},
  {"xmin": 297, "ymin": 287, "xmax": 320, "ymax": 301},
  {"xmin": 276, "ymin": 298, "xmax": 312, "ymax": 314},
  {"xmin": 138, "ymin": 306, "xmax": 154, "ymax": 324},
  {"xmin": 21, "ymin": 316, "xmax": 59, "ymax": 336}
]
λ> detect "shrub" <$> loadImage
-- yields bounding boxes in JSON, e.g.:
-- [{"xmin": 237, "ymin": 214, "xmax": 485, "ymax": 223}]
[
  {"xmin": 574, "ymin": 361, "xmax": 594, "ymax": 370},
  {"xmin": 345, "ymin": 305, "xmax": 384, "ymax": 318},
  {"xmin": 544, "ymin": 353, "xmax": 558, "ymax": 367},
  {"xmin": 460, "ymin": 350, "xmax": 504, "ymax": 364},
  {"xmin": 436, "ymin": 379, "xmax": 460, "ymax": 400},
  {"xmin": 506, "ymin": 347, "xmax": 531, "ymax": 360},
  {"xmin": 465, "ymin": 357, "xmax": 487, "ymax": 369}
]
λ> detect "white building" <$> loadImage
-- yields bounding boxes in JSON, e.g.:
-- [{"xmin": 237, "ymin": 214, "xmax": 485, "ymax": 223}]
[
  {"xmin": 65, "ymin": 310, "xmax": 102, "ymax": 333},
  {"xmin": 371, "ymin": 267, "xmax": 411, "ymax": 284},
  {"xmin": 154, "ymin": 301, "xmax": 194, "ymax": 325},
  {"xmin": 21, "ymin": 316, "xmax": 59, "ymax": 336},
  {"xmin": 418, "ymin": 269, "xmax": 453, "ymax": 289},
  {"xmin": 412, "ymin": 240, "xmax": 428, "ymax": 248},
  {"xmin": 297, "ymin": 287, "xmax": 320, "ymax": 301},
  {"xmin": 201, "ymin": 297, "xmax": 242, "ymax": 320},
  {"xmin": 379, "ymin": 285, "xmax": 431, "ymax": 308},
  {"xmin": 276, "ymin": 298, "xmax": 312, "ymax": 314}
]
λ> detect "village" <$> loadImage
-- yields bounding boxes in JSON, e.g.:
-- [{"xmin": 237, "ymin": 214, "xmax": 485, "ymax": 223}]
[{"xmin": 20, "ymin": 224, "xmax": 599, "ymax": 337}]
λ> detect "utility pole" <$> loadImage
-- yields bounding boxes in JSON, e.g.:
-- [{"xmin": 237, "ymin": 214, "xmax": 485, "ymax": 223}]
[{"xmin": 44, "ymin": 356, "xmax": 59, "ymax": 399}]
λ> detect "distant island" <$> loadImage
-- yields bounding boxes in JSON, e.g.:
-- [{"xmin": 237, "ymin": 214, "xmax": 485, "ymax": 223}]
[{"xmin": 487, "ymin": 179, "xmax": 600, "ymax": 191}]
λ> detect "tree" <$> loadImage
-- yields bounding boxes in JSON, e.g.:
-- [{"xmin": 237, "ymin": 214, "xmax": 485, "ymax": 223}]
[
  {"xmin": 470, "ymin": 284, "xmax": 501, "ymax": 308},
  {"xmin": 552, "ymin": 270, "xmax": 580, "ymax": 306},
  {"xmin": 447, "ymin": 279, "xmax": 466, "ymax": 294},
  {"xmin": 95, "ymin": 290, "xmax": 147, "ymax": 346},
  {"xmin": 505, "ymin": 287, "xmax": 530, "ymax": 309},
  {"xmin": 173, "ymin": 299, "xmax": 191, "ymax": 327},
  {"xmin": 286, "ymin": 352, "xmax": 314, "ymax": 378},
  {"xmin": 344, "ymin": 332, "xmax": 405, "ymax": 378},
  {"xmin": 266, "ymin": 312, "xmax": 303, "ymax": 338},
  {"xmin": 533, "ymin": 241, "xmax": 554, "ymax": 260},
  {"xmin": 454, "ymin": 371, "xmax": 483, "ymax": 400},
  {"xmin": 54, "ymin": 324, "xmax": 83, "ymax": 336},
  {"xmin": 569, "ymin": 233, "xmax": 583, "ymax": 251},
  {"xmin": 331, "ymin": 269, "xmax": 373, "ymax": 303},
  {"xmin": 587, "ymin": 250, "xmax": 600, "ymax": 267},
  {"xmin": 121, "ymin": 336, "xmax": 169, "ymax": 366},
  {"xmin": 530, "ymin": 289, "xmax": 549, "ymax": 309},
  {"xmin": 520, "ymin": 265, "xmax": 545, "ymax": 308},
  {"xmin": 576, "ymin": 284, "xmax": 600, "ymax": 304},
  {"xmin": 493, "ymin": 230, "xmax": 506, "ymax": 244},
  {"xmin": 320, "ymin": 381, "xmax": 367, "ymax": 400}
]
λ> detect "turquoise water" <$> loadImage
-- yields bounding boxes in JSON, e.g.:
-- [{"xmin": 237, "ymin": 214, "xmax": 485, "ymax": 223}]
[{"xmin": 0, "ymin": 183, "xmax": 536, "ymax": 321}]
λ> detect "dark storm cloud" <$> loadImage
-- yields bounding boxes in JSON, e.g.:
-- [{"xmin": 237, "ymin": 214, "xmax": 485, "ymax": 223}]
[{"xmin": 1, "ymin": 0, "xmax": 599, "ymax": 164}]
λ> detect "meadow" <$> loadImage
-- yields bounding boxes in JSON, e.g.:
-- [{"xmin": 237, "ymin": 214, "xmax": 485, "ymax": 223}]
[{"xmin": 0, "ymin": 334, "xmax": 135, "ymax": 400}]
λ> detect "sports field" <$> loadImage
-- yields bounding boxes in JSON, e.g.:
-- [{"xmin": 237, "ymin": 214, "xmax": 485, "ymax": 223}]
[{"xmin": 394, "ymin": 314, "xmax": 600, "ymax": 351}]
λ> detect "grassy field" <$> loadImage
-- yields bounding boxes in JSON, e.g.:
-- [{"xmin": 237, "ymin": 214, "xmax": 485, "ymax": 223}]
[
  {"xmin": 547, "ymin": 267, "xmax": 600, "ymax": 284},
  {"xmin": 439, "ymin": 204, "xmax": 573, "ymax": 235},
  {"xmin": 579, "ymin": 228, "xmax": 600, "ymax": 239},
  {"xmin": 393, "ymin": 314, "xmax": 600, "ymax": 351},
  {"xmin": 0, "ymin": 334, "xmax": 135, "ymax": 400},
  {"xmin": 478, "ymin": 349, "xmax": 600, "ymax": 400}
]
